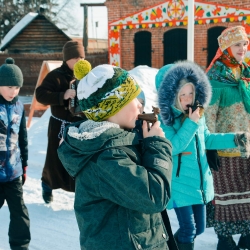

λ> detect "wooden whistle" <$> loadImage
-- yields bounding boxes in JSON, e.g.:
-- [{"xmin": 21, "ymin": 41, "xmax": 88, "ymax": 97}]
[
  {"xmin": 185, "ymin": 100, "xmax": 203, "ymax": 113},
  {"xmin": 138, "ymin": 106, "xmax": 160, "ymax": 126},
  {"xmin": 185, "ymin": 100, "xmax": 204, "ymax": 117}
]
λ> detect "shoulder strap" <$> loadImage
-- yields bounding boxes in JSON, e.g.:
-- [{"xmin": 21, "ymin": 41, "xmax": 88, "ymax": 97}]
[
  {"xmin": 161, "ymin": 210, "xmax": 178, "ymax": 250},
  {"xmin": 176, "ymin": 154, "xmax": 182, "ymax": 177}
]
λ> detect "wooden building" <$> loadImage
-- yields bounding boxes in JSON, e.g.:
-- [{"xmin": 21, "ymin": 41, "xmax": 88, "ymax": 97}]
[
  {"xmin": 72, "ymin": 37, "xmax": 108, "ymax": 53},
  {"xmin": 0, "ymin": 12, "xmax": 108, "ymax": 95},
  {"xmin": 104, "ymin": 0, "xmax": 250, "ymax": 70},
  {"xmin": 0, "ymin": 12, "xmax": 70, "ymax": 53}
]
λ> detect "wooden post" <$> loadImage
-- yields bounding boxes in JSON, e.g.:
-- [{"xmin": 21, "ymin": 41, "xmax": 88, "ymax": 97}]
[
  {"xmin": 83, "ymin": 5, "xmax": 88, "ymax": 53},
  {"xmin": 80, "ymin": 3, "xmax": 105, "ymax": 54}
]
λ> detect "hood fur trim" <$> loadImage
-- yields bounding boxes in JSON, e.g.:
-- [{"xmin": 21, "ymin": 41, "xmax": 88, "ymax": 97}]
[{"xmin": 158, "ymin": 61, "xmax": 212, "ymax": 126}]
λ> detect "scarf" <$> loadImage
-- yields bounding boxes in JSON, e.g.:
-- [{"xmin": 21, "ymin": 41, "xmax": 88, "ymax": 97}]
[
  {"xmin": 219, "ymin": 48, "xmax": 242, "ymax": 68},
  {"xmin": 207, "ymin": 50, "xmax": 250, "ymax": 113}
]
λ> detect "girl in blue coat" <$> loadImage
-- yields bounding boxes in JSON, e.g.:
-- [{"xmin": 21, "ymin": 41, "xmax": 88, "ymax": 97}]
[{"xmin": 155, "ymin": 61, "xmax": 247, "ymax": 250}]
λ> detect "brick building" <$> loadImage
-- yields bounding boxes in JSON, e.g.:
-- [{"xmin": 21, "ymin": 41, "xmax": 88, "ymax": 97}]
[{"xmin": 105, "ymin": 0, "xmax": 250, "ymax": 70}]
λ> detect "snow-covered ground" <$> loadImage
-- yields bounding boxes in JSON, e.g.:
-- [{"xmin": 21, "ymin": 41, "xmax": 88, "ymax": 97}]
[{"xmin": 0, "ymin": 66, "xmax": 240, "ymax": 249}]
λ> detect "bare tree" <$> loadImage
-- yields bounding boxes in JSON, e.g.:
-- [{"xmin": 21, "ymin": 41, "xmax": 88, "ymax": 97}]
[
  {"xmin": 54, "ymin": 0, "xmax": 82, "ymax": 36},
  {"xmin": 0, "ymin": 0, "xmax": 80, "ymax": 42}
]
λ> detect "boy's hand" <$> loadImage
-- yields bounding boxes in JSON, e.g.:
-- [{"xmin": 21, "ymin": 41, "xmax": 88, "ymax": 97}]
[
  {"xmin": 142, "ymin": 120, "xmax": 165, "ymax": 138},
  {"xmin": 64, "ymin": 89, "xmax": 76, "ymax": 100},
  {"xmin": 59, "ymin": 138, "xmax": 64, "ymax": 145},
  {"xmin": 22, "ymin": 166, "xmax": 27, "ymax": 185},
  {"xmin": 189, "ymin": 107, "xmax": 200, "ymax": 123}
]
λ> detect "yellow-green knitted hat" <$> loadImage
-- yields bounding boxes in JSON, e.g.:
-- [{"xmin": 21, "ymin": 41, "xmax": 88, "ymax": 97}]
[{"xmin": 77, "ymin": 64, "xmax": 141, "ymax": 121}]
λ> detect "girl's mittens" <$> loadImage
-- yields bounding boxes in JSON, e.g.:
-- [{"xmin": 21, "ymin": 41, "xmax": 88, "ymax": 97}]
[{"xmin": 234, "ymin": 132, "xmax": 250, "ymax": 158}]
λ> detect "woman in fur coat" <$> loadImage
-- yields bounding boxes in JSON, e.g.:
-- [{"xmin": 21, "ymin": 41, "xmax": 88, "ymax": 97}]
[{"xmin": 155, "ymin": 60, "xmax": 248, "ymax": 250}]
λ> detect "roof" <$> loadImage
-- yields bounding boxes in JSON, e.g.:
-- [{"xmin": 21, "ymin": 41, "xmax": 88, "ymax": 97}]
[{"xmin": 0, "ymin": 12, "xmax": 70, "ymax": 51}]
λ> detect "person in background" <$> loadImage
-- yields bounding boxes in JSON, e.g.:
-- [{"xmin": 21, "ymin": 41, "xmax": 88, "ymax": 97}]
[
  {"xmin": 57, "ymin": 64, "xmax": 178, "ymax": 250},
  {"xmin": 155, "ymin": 60, "xmax": 249, "ymax": 250},
  {"xmin": 205, "ymin": 25, "xmax": 250, "ymax": 250},
  {"xmin": 36, "ymin": 41, "xmax": 85, "ymax": 204},
  {"xmin": 0, "ymin": 58, "xmax": 30, "ymax": 250}
]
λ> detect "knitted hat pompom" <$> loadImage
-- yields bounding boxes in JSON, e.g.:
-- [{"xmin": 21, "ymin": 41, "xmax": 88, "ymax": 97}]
[
  {"xmin": 5, "ymin": 57, "xmax": 15, "ymax": 64},
  {"xmin": 73, "ymin": 59, "xmax": 92, "ymax": 80}
]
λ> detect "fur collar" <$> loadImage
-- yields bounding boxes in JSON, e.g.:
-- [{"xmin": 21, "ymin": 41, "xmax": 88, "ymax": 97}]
[{"xmin": 157, "ymin": 61, "xmax": 212, "ymax": 126}]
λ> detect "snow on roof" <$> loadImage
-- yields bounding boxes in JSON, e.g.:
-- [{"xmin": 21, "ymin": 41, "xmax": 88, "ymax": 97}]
[{"xmin": 0, "ymin": 12, "xmax": 38, "ymax": 50}]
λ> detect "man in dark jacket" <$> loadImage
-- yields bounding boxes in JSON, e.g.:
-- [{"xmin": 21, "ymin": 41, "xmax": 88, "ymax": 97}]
[{"xmin": 36, "ymin": 41, "xmax": 85, "ymax": 203}]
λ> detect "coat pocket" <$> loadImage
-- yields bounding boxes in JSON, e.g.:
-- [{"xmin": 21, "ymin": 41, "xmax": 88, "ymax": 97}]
[{"xmin": 130, "ymin": 222, "xmax": 169, "ymax": 250}]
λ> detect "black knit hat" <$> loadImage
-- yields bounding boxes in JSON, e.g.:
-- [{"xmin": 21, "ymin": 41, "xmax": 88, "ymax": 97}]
[
  {"xmin": 62, "ymin": 41, "xmax": 85, "ymax": 61},
  {"xmin": 0, "ymin": 58, "xmax": 23, "ymax": 87}
]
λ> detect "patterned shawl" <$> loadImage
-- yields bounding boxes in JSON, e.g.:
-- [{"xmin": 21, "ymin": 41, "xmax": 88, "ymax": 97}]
[{"xmin": 207, "ymin": 50, "xmax": 250, "ymax": 113}]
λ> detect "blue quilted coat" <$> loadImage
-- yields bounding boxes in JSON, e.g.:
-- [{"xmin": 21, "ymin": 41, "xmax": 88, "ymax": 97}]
[
  {"xmin": 156, "ymin": 61, "xmax": 237, "ymax": 209},
  {"xmin": 0, "ymin": 95, "xmax": 28, "ymax": 182}
]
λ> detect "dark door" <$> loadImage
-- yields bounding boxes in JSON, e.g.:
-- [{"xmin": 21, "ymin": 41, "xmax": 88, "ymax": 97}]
[
  {"xmin": 163, "ymin": 28, "xmax": 187, "ymax": 65},
  {"xmin": 134, "ymin": 31, "xmax": 152, "ymax": 67},
  {"xmin": 207, "ymin": 26, "xmax": 226, "ymax": 67}
]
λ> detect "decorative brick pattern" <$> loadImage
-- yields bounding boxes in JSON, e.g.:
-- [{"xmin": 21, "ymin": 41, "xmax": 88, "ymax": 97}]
[{"xmin": 105, "ymin": 0, "xmax": 250, "ymax": 70}]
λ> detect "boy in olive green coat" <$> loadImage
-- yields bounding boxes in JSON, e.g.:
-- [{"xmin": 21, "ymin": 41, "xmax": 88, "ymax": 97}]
[{"xmin": 58, "ymin": 64, "xmax": 177, "ymax": 250}]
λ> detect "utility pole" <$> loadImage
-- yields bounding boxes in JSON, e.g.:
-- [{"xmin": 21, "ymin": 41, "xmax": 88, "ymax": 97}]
[
  {"xmin": 95, "ymin": 21, "xmax": 98, "ymax": 50},
  {"xmin": 80, "ymin": 3, "xmax": 105, "ymax": 53},
  {"xmin": 83, "ymin": 5, "xmax": 88, "ymax": 54}
]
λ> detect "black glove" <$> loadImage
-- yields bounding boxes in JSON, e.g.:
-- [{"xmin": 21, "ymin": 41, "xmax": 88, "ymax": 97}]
[
  {"xmin": 206, "ymin": 150, "xmax": 220, "ymax": 171},
  {"xmin": 22, "ymin": 166, "xmax": 27, "ymax": 185},
  {"xmin": 234, "ymin": 132, "xmax": 250, "ymax": 158}
]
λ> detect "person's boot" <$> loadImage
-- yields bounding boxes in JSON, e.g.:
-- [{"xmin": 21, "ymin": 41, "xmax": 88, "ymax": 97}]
[
  {"xmin": 238, "ymin": 234, "xmax": 250, "ymax": 249},
  {"xmin": 217, "ymin": 235, "xmax": 239, "ymax": 250},
  {"xmin": 42, "ymin": 190, "xmax": 53, "ymax": 204},
  {"xmin": 41, "ymin": 182, "xmax": 53, "ymax": 204},
  {"xmin": 174, "ymin": 230, "xmax": 194, "ymax": 250}
]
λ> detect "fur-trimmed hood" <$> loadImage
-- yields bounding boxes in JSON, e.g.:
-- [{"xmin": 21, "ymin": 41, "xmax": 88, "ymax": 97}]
[{"xmin": 156, "ymin": 61, "xmax": 212, "ymax": 126}]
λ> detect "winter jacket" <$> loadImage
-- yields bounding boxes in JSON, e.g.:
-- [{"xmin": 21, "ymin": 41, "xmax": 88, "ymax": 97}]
[
  {"xmin": 35, "ymin": 62, "xmax": 84, "ymax": 191},
  {"xmin": 58, "ymin": 120, "xmax": 178, "ymax": 250},
  {"xmin": 0, "ymin": 95, "xmax": 28, "ymax": 182},
  {"xmin": 156, "ymin": 61, "xmax": 237, "ymax": 209}
]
